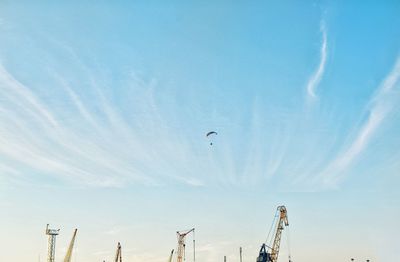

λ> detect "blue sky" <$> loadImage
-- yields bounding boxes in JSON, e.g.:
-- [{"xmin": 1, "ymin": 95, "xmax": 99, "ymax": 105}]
[{"xmin": 0, "ymin": 1, "xmax": 400, "ymax": 261}]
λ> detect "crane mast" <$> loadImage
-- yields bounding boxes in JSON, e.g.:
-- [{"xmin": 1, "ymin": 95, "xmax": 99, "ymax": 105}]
[
  {"xmin": 176, "ymin": 228, "xmax": 195, "ymax": 262},
  {"xmin": 46, "ymin": 224, "xmax": 60, "ymax": 262},
  {"xmin": 256, "ymin": 206, "xmax": 289, "ymax": 262},
  {"xmin": 63, "ymin": 229, "xmax": 77, "ymax": 262}
]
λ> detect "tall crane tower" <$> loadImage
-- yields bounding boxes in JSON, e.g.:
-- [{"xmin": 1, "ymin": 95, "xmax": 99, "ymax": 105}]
[
  {"xmin": 46, "ymin": 224, "xmax": 60, "ymax": 262},
  {"xmin": 63, "ymin": 229, "xmax": 78, "ymax": 262},
  {"xmin": 176, "ymin": 228, "xmax": 195, "ymax": 262},
  {"xmin": 256, "ymin": 206, "xmax": 290, "ymax": 262}
]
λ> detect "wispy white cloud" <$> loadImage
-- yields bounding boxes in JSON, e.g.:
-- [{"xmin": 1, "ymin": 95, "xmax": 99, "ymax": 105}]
[
  {"xmin": 57, "ymin": 76, "xmax": 99, "ymax": 127},
  {"xmin": 0, "ymin": 62, "xmax": 211, "ymax": 188},
  {"xmin": 0, "ymin": 65, "xmax": 59, "ymax": 127},
  {"xmin": 321, "ymin": 56, "xmax": 400, "ymax": 186},
  {"xmin": 307, "ymin": 20, "xmax": 328, "ymax": 99}
]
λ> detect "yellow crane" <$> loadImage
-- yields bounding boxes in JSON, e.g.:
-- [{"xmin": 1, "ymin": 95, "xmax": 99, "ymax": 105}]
[
  {"xmin": 256, "ymin": 206, "xmax": 291, "ymax": 262},
  {"xmin": 63, "ymin": 229, "xmax": 78, "ymax": 262},
  {"xmin": 176, "ymin": 228, "xmax": 195, "ymax": 262}
]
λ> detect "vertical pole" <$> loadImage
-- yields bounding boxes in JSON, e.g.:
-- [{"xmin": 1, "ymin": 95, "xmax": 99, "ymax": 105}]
[
  {"xmin": 239, "ymin": 247, "xmax": 242, "ymax": 262},
  {"xmin": 224, "ymin": 256, "xmax": 226, "ymax": 262},
  {"xmin": 193, "ymin": 229, "xmax": 195, "ymax": 262}
]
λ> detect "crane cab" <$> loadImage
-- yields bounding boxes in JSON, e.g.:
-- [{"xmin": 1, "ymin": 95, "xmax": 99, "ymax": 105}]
[{"xmin": 256, "ymin": 244, "xmax": 272, "ymax": 262}]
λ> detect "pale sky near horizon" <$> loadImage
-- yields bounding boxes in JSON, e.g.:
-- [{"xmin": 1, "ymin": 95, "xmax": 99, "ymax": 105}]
[{"xmin": 1, "ymin": 1, "xmax": 400, "ymax": 262}]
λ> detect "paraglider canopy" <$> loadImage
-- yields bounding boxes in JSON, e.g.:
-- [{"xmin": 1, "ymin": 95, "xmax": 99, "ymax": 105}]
[
  {"xmin": 206, "ymin": 131, "xmax": 217, "ymax": 137},
  {"xmin": 206, "ymin": 131, "xmax": 217, "ymax": 145}
]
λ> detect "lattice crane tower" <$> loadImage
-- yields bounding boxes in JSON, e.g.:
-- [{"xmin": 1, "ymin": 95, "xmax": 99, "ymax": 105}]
[
  {"xmin": 176, "ymin": 228, "xmax": 195, "ymax": 262},
  {"xmin": 46, "ymin": 224, "xmax": 60, "ymax": 262}
]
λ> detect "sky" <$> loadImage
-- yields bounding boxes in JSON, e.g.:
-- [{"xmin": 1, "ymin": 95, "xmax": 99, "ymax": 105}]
[{"xmin": 0, "ymin": 1, "xmax": 400, "ymax": 262}]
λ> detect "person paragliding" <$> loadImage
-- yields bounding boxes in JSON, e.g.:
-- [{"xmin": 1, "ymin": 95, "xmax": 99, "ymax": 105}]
[{"xmin": 206, "ymin": 131, "xmax": 217, "ymax": 145}]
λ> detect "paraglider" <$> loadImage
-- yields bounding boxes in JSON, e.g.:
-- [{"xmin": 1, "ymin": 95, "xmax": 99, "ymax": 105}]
[{"xmin": 206, "ymin": 131, "xmax": 217, "ymax": 145}]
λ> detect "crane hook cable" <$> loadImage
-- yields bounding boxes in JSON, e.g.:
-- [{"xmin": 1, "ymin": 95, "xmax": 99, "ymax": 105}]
[
  {"xmin": 287, "ymin": 224, "xmax": 292, "ymax": 262},
  {"xmin": 265, "ymin": 208, "xmax": 279, "ymax": 246}
]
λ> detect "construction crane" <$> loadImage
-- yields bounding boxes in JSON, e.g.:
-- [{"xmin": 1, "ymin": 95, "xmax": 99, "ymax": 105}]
[
  {"xmin": 46, "ymin": 224, "xmax": 60, "ymax": 262},
  {"xmin": 168, "ymin": 249, "xmax": 174, "ymax": 262},
  {"xmin": 176, "ymin": 228, "xmax": 195, "ymax": 262},
  {"xmin": 114, "ymin": 242, "xmax": 122, "ymax": 262},
  {"xmin": 256, "ymin": 206, "xmax": 290, "ymax": 262},
  {"xmin": 63, "ymin": 229, "xmax": 77, "ymax": 262}
]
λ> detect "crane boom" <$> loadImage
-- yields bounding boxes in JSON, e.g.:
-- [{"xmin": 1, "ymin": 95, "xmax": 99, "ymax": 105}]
[
  {"xmin": 114, "ymin": 242, "xmax": 122, "ymax": 262},
  {"xmin": 63, "ymin": 229, "xmax": 78, "ymax": 262},
  {"xmin": 256, "ymin": 206, "xmax": 289, "ymax": 262},
  {"xmin": 168, "ymin": 249, "xmax": 174, "ymax": 262},
  {"xmin": 270, "ymin": 206, "xmax": 288, "ymax": 262}
]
